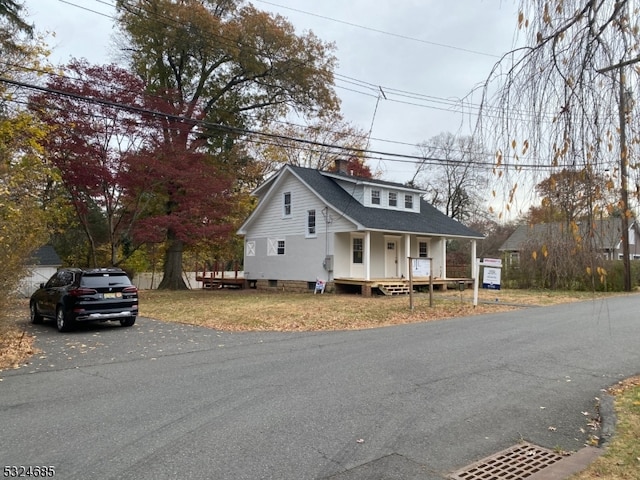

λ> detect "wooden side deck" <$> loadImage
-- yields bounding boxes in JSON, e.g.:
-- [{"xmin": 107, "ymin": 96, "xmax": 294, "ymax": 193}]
[
  {"xmin": 334, "ymin": 277, "xmax": 473, "ymax": 296},
  {"xmin": 196, "ymin": 275, "xmax": 245, "ymax": 289}
]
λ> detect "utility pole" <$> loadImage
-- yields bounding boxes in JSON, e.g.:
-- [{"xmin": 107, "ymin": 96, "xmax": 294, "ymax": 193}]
[{"xmin": 597, "ymin": 59, "xmax": 637, "ymax": 292}]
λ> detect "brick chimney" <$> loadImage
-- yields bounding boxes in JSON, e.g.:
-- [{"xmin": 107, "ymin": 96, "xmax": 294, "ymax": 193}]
[{"xmin": 334, "ymin": 158, "xmax": 349, "ymax": 174}]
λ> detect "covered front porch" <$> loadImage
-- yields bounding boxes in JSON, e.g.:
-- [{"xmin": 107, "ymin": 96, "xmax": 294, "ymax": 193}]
[
  {"xmin": 330, "ymin": 230, "xmax": 478, "ymax": 296},
  {"xmin": 333, "ymin": 277, "xmax": 474, "ymax": 296}
]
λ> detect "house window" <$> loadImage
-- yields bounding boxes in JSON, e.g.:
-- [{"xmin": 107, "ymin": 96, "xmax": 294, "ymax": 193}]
[
  {"xmin": 283, "ymin": 192, "xmax": 291, "ymax": 217},
  {"xmin": 419, "ymin": 241, "xmax": 428, "ymax": 258},
  {"xmin": 268, "ymin": 238, "xmax": 285, "ymax": 256},
  {"xmin": 307, "ymin": 209, "xmax": 316, "ymax": 236},
  {"xmin": 405, "ymin": 194, "xmax": 413, "ymax": 209},
  {"xmin": 246, "ymin": 241, "xmax": 256, "ymax": 257},
  {"xmin": 353, "ymin": 237, "xmax": 363, "ymax": 264},
  {"xmin": 388, "ymin": 192, "xmax": 397, "ymax": 207},
  {"xmin": 371, "ymin": 189, "xmax": 381, "ymax": 205}
]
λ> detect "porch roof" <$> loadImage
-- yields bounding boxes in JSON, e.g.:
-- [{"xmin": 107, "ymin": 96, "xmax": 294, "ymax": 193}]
[{"xmin": 291, "ymin": 166, "xmax": 484, "ymax": 239}]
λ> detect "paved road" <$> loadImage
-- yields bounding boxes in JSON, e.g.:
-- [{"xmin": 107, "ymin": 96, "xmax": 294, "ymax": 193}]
[{"xmin": 1, "ymin": 295, "xmax": 639, "ymax": 479}]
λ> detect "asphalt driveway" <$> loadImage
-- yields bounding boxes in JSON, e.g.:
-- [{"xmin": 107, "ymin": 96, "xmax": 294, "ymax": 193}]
[{"xmin": 1, "ymin": 294, "xmax": 639, "ymax": 479}]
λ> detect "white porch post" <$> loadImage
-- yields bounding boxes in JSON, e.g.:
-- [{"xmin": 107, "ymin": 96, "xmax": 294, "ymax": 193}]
[
  {"xmin": 471, "ymin": 240, "xmax": 477, "ymax": 279},
  {"xmin": 441, "ymin": 238, "xmax": 447, "ymax": 278},
  {"xmin": 364, "ymin": 231, "xmax": 371, "ymax": 281},
  {"xmin": 404, "ymin": 234, "xmax": 411, "ymax": 277}
]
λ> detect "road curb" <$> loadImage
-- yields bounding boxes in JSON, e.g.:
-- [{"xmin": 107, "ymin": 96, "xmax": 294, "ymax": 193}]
[
  {"xmin": 528, "ymin": 447, "xmax": 603, "ymax": 479},
  {"xmin": 598, "ymin": 392, "xmax": 617, "ymax": 447}
]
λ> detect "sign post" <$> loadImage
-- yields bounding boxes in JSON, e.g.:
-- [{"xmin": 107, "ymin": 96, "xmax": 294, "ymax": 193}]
[
  {"xmin": 408, "ymin": 257, "xmax": 432, "ymax": 309},
  {"xmin": 473, "ymin": 258, "xmax": 502, "ymax": 307}
]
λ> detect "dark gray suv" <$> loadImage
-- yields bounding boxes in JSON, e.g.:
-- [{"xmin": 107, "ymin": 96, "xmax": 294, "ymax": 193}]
[{"xmin": 30, "ymin": 268, "xmax": 139, "ymax": 332}]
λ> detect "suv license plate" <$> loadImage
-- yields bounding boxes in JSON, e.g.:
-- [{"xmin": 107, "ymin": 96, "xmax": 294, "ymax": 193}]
[{"xmin": 103, "ymin": 292, "xmax": 122, "ymax": 299}]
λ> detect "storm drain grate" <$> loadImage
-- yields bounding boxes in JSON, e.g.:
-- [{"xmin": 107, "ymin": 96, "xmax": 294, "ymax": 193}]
[{"xmin": 449, "ymin": 442, "xmax": 565, "ymax": 479}]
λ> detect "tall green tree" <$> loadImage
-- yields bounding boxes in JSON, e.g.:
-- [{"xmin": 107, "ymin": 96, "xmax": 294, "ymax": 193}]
[
  {"xmin": 0, "ymin": 0, "xmax": 30, "ymax": 32},
  {"xmin": 114, "ymin": 0, "xmax": 340, "ymax": 289},
  {"xmin": 0, "ymin": 14, "xmax": 51, "ymax": 303}
]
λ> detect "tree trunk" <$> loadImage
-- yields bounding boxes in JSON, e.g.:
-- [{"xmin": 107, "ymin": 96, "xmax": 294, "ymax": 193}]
[{"xmin": 158, "ymin": 229, "xmax": 188, "ymax": 290}]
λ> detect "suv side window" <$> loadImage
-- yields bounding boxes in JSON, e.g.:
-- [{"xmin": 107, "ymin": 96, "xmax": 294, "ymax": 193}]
[
  {"xmin": 44, "ymin": 274, "xmax": 58, "ymax": 288},
  {"xmin": 59, "ymin": 271, "xmax": 74, "ymax": 286},
  {"xmin": 46, "ymin": 272, "xmax": 65, "ymax": 288}
]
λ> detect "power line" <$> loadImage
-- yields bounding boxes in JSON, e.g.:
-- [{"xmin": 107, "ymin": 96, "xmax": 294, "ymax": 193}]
[
  {"xmin": 44, "ymin": 0, "xmax": 503, "ymax": 117},
  {"xmin": 254, "ymin": 0, "xmax": 503, "ymax": 59},
  {"xmin": 1, "ymin": 75, "xmax": 575, "ymax": 172}
]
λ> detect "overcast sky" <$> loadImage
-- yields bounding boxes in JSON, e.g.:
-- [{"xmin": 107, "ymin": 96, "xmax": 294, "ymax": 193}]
[{"xmin": 22, "ymin": 0, "xmax": 522, "ymax": 184}]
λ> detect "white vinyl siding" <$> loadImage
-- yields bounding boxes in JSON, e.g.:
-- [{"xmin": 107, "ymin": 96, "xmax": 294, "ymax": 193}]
[{"xmin": 248, "ymin": 173, "xmax": 352, "ymax": 237}]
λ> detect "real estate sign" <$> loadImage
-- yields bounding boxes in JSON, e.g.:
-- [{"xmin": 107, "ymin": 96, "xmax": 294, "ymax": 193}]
[
  {"xmin": 482, "ymin": 258, "xmax": 502, "ymax": 290},
  {"xmin": 411, "ymin": 258, "xmax": 431, "ymax": 277}
]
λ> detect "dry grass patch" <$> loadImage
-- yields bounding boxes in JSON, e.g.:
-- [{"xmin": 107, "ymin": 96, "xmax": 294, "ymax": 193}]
[
  {"xmin": 0, "ymin": 298, "xmax": 39, "ymax": 371},
  {"xmin": 138, "ymin": 287, "xmax": 601, "ymax": 332},
  {"xmin": 570, "ymin": 376, "xmax": 640, "ymax": 479}
]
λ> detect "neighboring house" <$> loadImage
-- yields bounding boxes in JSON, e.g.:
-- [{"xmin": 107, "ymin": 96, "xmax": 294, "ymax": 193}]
[
  {"xmin": 499, "ymin": 218, "xmax": 640, "ymax": 264},
  {"xmin": 237, "ymin": 163, "xmax": 484, "ymax": 295},
  {"xmin": 18, "ymin": 245, "xmax": 62, "ymax": 297}
]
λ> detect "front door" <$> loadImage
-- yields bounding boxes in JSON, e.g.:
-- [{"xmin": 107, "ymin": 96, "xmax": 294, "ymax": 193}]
[{"xmin": 385, "ymin": 240, "xmax": 398, "ymax": 277}]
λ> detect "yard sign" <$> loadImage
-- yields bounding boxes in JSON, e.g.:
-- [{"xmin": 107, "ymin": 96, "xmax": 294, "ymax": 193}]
[{"xmin": 482, "ymin": 258, "xmax": 502, "ymax": 290}]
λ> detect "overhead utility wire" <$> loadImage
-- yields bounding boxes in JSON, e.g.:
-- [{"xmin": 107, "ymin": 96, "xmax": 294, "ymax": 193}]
[
  {"xmin": 255, "ymin": 0, "xmax": 502, "ymax": 58},
  {"xmin": 59, "ymin": 0, "xmax": 551, "ymax": 122},
  {"xmin": 60, "ymin": 0, "xmax": 501, "ymax": 115},
  {"xmin": 2, "ymin": 61, "xmax": 431, "ymax": 153},
  {"xmin": 1, "ymin": 75, "xmax": 568, "ymax": 171}
]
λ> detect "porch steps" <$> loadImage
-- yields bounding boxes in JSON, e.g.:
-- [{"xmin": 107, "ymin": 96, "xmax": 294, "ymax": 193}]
[{"xmin": 378, "ymin": 282, "xmax": 412, "ymax": 296}]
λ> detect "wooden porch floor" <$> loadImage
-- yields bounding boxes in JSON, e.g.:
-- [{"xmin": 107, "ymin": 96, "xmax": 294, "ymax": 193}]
[{"xmin": 334, "ymin": 277, "xmax": 473, "ymax": 296}]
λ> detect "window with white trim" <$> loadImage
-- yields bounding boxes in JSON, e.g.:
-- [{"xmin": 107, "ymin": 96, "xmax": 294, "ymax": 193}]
[
  {"xmin": 418, "ymin": 241, "xmax": 428, "ymax": 258},
  {"xmin": 307, "ymin": 209, "xmax": 316, "ymax": 237},
  {"xmin": 283, "ymin": 192, "xmax": 291, "ymax": 217},
  {"xmin": 352, "ymin": 237, "xmax": 363, "ymax": 264},
  {"xmin": 268, "ymin": 238, "xmax": 285, "ymax": 255},
  {"xmin": 371, "ymin": 189, "xmax": 381, "ymax": 205},
  {"xmin": 388, "ymin": 192, "xmax": 397, "ymax": 207},
  {"xmin": 404, "ymin": 194, "xmax": 413, "ymax": 209}
]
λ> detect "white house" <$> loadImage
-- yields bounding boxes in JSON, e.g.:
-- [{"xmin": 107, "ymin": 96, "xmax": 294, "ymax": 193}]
[
  {"xmin": 18, "ymin": 245, "xmax": 62, "ymax": 297},
  {"xmin": 500, "ymin": 217, "xmax": 640, "ymax": 264},
  {"xmin": 237, "ymin": 164, "xmax": 484, "ymax": 295}
]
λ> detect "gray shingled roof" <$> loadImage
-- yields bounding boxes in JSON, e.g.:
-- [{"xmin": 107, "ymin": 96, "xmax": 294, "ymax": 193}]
[
  {"xmin": 29, "ymin": 245, "xmax": 62, "ymax": 266},
  {"xmin": 500, "ymin": 218, "xmax": 633, "ymax": 252},
  {"xmin": 290, "ymin": 166, "xmax": 483, "ymax": 239}
]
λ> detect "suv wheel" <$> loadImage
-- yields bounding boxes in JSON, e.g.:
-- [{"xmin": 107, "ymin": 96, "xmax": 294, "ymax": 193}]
[
  {"xmin": 30, "ymin": 302, "xmax": 43, "ymax": 324},
  {"xmin": 120, "ymin": 317, "xmax": 136, "ymax": 327},
  {"xmin": 56, "ymin": 307, "xmax": 74, "ymax": 332}
]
